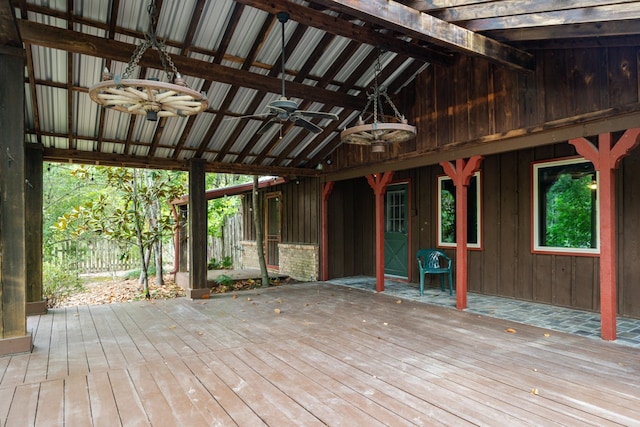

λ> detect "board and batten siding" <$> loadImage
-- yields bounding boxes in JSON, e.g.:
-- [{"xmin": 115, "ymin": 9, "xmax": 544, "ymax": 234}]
[
  {"xmin": 242, "ymin": 177, "xmax": 321, "ymax": 245},
  {"xmin": 327, "ymin": 142, "xmax": 640, "ymax": 319},
  {"xmin": 326, "ymin": 46, "xmax": 640, "ymax": 170}
]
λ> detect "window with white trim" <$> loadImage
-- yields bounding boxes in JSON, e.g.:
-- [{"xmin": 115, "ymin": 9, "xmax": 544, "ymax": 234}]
[
  {"xmin": 532, "ymin": 157, "xmax": 599, "ymax": 254},
  {"xmin": 437, "ymin": 171, "xmax": 481, "ymax": 248}
]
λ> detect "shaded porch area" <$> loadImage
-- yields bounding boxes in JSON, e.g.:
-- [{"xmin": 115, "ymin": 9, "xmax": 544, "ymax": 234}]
[
  {"xmin": 330, "ymin": 277, "xmax": 640, "ymax": 349},
  {"xmin": 2, "ymin": 283, "xmax": 639, "ymax": 425}
]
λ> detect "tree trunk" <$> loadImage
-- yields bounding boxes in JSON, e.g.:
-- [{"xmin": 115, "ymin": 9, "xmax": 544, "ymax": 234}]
[
  {"xmin": 132, "ymin": 170, "xmax": 150, "ymax": 299},
  {"xmin": 253, "ymin": 176, "xmax": 269, "ymax": 287}
]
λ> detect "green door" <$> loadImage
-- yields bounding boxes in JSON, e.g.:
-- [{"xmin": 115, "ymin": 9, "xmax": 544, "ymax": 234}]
[{"xmin": 384, "ymin": 183, "xmax": 409, "ymax": 278}]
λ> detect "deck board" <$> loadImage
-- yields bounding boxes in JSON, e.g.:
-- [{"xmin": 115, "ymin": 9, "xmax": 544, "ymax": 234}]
[
  {"xmin": 87, "ymin": 371, "xmax": 124, "ymax": 427},
  {"xmin": 1, "ymin": 283, "xmax": 639, "ymax": 426},
  {"xmin": 35, "ymin": 379, "xmax": 64, "ymax": 426}
]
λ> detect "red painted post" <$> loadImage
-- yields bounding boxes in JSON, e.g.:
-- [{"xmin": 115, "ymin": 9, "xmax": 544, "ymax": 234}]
[
  {"xmin": 570, "ymin": 128, "xmax": 640, "ymax": 340},
  {"xmin": 440, "ymin": 156, "xmax": 484, "ymax": 310},
  {"xmin": 321, "ymin": 181, "xmax": 334, "ymax": 281},
  {"xmin": 366, "ymin": 172, "xmax": 394, "ymax": 292}
]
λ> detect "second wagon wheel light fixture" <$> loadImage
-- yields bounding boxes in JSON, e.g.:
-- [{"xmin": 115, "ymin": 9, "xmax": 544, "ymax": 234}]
[
  {"xmin": 88, "ymin": 0, "xmax": 208, "ymax": 121},
  {"xmin": 341, "ymin": 50, "xmax": 416, "ymax": 152}
]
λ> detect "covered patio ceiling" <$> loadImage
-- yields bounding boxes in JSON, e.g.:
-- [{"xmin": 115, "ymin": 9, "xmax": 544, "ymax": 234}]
[{"xmin": 2, "ymin": 0, "xmax": 640, "ymax": 176}]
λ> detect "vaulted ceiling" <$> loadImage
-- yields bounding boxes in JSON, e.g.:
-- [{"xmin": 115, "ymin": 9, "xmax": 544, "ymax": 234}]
[{"xmin": 2, "ymin": 0, "xmax": 639, "ymax": 177}]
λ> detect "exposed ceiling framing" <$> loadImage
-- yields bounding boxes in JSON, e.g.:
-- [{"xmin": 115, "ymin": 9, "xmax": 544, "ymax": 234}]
[{"xmin": 2, "ymin": 0, "xmax": 639, "ymax": 176}]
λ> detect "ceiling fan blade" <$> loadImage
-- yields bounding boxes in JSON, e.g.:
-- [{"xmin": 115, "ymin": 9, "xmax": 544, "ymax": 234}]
[
  {"xmin": 257, "ymin": 118, "xmax": 279, "ymax": 135},
  {"xmin": 293, "ymin": 117, "xmax": 322, "ymax": 134},
  {"xmin": 296, "ymin": 110, "xmax": 339, "ymax": 121}
]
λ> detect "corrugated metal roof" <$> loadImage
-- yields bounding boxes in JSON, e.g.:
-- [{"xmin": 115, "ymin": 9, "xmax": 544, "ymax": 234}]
[{"xmin": 13, "ymin": 0, "xmax": 627, "ymax": 175}]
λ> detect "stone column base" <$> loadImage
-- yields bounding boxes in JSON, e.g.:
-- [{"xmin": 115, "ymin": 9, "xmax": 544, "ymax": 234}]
[
  {"xmin": 0, "ymin": 333, "xmax": 33, "ymax": 356},
  {"xmin": 26, "ymin": 300, "xmax": 47, "ymax": 316}
]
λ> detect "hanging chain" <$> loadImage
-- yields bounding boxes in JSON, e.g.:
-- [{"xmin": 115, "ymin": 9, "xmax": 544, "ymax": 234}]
[{"xmin": 123, "ymin": 0, "xmax": 182, "ymax": 84}]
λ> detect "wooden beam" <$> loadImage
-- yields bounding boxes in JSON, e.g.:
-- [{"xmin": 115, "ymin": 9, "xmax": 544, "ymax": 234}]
[
  {"xmin": 416, "ymin": 1, "xmax": 640, "ymax": 22},
  {"xmin": 488, "ymin": 20, "xmax": 640, "ymax": 43},
  {"xmin": 0, "ymin": 48, "xmax": 32, "ymax": 354},
  {"xmin": 440, "ymin": 156, "xmax": 483, "ymax": 310},
  {"xmin": 0, "ymin": 0, "xmax": 21, "ymax": 48},
  {"xmin": 569, "ymin": 129, "xmax": 640, "ymax": 341},
  {"xmin": 17, "ymin": 20, "xmax": 366, "ymax": 111},
  {"xmin": 324, "ymin": 104, "xmax": 640, "ymax": 182},
  {"xmin": 234, "ymin": 0, "xmax": 453, "ymax": 65},
  {"xmin": 187, "ymin": 158, "xmax": 209, "ymax": 298},
  {"xmin": 366, "ymin": 172, "xmax": 395, "ymax": 292},
  {"xmin": 42, "ymin": 147, "xmax": 320, "ymax": 177},
  {"xmin": 310, "ymin": 0, "xmax": 534, "ymax": 71},
  {"xmin": 405, "ymin": 0, "xmax": 494, "ymax": 11},
  {"xmin": 321, "ymin": 181, "xmax": 335, "ymax": 281},
  {"xmin": 463, "ymin": 3, "xmax": 640, "ymax": 32}
]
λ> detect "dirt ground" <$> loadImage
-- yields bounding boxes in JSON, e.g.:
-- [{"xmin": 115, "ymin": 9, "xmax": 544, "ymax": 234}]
[
  {"xmin": 55, "ymin": 274, "xmax": 186, "ymax": 308},
  {"xmin": 54, "ymin": 270, "xmax": 294, "ymax": 308}
]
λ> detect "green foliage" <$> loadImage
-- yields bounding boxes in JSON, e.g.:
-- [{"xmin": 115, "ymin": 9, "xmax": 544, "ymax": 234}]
[
  {"xmin": 43, "ymin": 163, "xmax": 107, "ymax": 263},
  {"xmin": 121, "ymin": 266, "xmax": 159, "ymax": 280},
  {"xmin": 208, "ymin": 196, "xmax": 240, "ymax": 238},
  {"xmin": 440, "ymin": 190, "xmax": 455, "ymax": 243},
  {"xmin": 214, "ymin": 274, "xmax": 234, "ymax": 287},
  {"xmin": 205, "ymin": 173, "xmax": 251, "ymax": 238},
  {"xmin": 43, "ymin": 262, "xmax": 84, "ymax": 307},
  {"xmin": 545, "ymin": 174, "xmax": 594, "ymax": 248},
  {"xmin": 207, "ymin": 256, "xmax": 233, "ymax": 270}
]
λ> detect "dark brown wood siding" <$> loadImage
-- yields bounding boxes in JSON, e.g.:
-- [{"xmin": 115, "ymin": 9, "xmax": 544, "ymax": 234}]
[
  {"xmin": 326, "ymin": 46, "xmax": 640, "ymax": 171},
  {"xmin": 328, "ymin": 143, "xmax": 640, "ymax": 319},
  {"xmin": 242, "ymin": 177, "xmax": 320, "ymax": 245}
]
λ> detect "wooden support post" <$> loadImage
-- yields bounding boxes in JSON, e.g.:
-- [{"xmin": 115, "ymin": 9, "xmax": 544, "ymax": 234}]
[
  {"xmin": 0, "ymin": 48, "xmax": 32, "ymax": 354},
  {"xmin": 187, "ymin": 158, "xmax": 209, "ymax": 299},
  {"xmin": 570, "ymin": 129, "xmax": 640, "ymax": 341},
  {"xmin": 26, "ymin": 145, "xmax": 46, "ymax": 315},
  {"xmin": 440, "ymin": 156, "xmax": 484, "ymax": 310},
  {"xmin": 366, "ymin": 172, "xmax": 394, "ymax": 292},
  {"xmin": 321, "ymin": 181, "xmax": 334, "ymax": 281}
]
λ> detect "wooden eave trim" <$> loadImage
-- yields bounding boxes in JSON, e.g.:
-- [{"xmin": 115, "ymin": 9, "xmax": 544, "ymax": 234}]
[
  {"xmin": 322, "ymin": 103, "xmax": 640, "ymax": 182},
  {"xmin": 310, "ymin": 0, "xmax": 534, "ymax": 71},
  {"xmin": 42, "ymin": 147, "xmax": 320, "ymax": 177},
  {"xmin": 463, "ymin": 3, "xmax": 640, "ymax": 32}
]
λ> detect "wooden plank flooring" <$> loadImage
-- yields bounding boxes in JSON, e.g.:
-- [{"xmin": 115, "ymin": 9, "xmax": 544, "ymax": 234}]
[{"xmin": 1, "ymin": 282, "xmax": 639, "ymax": 426}]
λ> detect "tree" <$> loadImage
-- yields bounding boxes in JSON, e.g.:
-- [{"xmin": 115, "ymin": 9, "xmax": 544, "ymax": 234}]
[
  {"xmin": 55, "ymin": 166, "xmax": 186, "ymax": 297},
  {"xmin": 253, "ymin": 176, "xmax": 269, "ymax": 287},
  {"xmin": 545, "ymin": 173, "xmax": 594, "ymax": 248}
]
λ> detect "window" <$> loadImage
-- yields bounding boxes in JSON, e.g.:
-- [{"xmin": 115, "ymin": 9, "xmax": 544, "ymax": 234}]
[
  {"xmin": 386, "ymin": 186, "xmax": 406, "ymax": 233},
  {"xmin": 437, "ymin": 171, "xmax": 481, "ymax": 248},
  {"xmin": 532, "ymin": 157, "xmax": 599, "ymax": 254}
]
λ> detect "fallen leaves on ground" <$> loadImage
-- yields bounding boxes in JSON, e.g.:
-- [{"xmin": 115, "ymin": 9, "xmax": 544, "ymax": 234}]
[{"xmin": 55, "ymin": 275, "xmax": 186, "ymax": 308}]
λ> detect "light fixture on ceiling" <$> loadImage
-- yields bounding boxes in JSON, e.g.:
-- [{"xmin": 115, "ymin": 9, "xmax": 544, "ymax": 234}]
[
  {"xmin": 340, "ymin": 50, "xmax": 416, "ymax": 152},
  {"xmin": 88, "ymin": 0, "xmax": 207, "ymax": 121}
]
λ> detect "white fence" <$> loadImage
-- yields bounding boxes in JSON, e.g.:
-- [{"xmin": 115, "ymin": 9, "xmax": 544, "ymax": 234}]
[
  {"xmin": 50, "ymin": 239, "xmax": 141, "ymax": 273},
  {"xmin": 50, "ymin": 210, "xmax": 243, "ymax": 274}
]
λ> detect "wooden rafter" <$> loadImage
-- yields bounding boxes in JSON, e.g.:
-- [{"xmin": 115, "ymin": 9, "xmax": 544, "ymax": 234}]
[
  {"xmin": 234, "ymin": 0, "xmax": 453, "ymax": 65},
  {"xmin": 17, "ymin": 20, "xmax": 366, "ymax": 111},
  {"xmin": 310, "ymin": 0, "xmax": 534, "ymax": 71}
]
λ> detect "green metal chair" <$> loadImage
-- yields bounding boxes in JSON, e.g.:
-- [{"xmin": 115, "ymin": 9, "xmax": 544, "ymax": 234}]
[{"xmin": 416, "ymin": 249, "xmax": 453, "ymax": 296}]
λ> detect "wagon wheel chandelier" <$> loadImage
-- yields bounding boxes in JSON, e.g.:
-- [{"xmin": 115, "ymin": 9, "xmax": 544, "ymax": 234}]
[
  {"xmin": 340, "ymin": 50, "xmax": 416, "ymax": 152},
  {"xmin": 88, "ymin": 0, "xmax": 207, "ymax": 121}
]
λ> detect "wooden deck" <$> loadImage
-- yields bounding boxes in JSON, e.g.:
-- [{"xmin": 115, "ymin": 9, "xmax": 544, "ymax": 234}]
[{"xmin": 1, "ymin": 283, "xmax": 638, "ymax": 426}]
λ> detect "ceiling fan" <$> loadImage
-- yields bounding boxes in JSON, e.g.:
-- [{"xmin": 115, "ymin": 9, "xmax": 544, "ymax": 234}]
[{"xmin": 239, "ymin": 12, "xmax": 339, "ymax": 135}]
